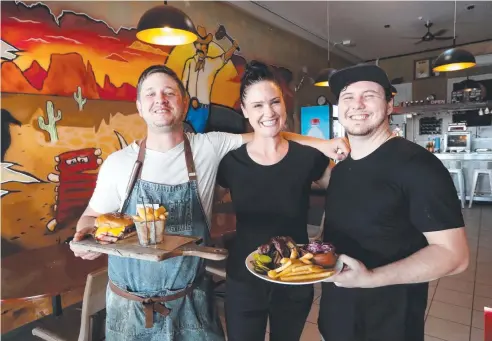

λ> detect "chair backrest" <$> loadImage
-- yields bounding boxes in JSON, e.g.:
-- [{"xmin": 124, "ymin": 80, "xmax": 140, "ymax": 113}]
[
  {"xmin": 308, "ymin": 211, "xmax": 325, "ymax": 241},
  {"xmin": 78, "ymin": 267, "xmax": 108, "ymax": 341}
]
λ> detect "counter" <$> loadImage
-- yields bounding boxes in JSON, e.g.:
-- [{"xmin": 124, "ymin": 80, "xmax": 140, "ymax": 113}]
[
  {"xmin": 434, "ymin": 152, "xmax": 492, "ymax": 161},
  {"xmin": 434, "ymin": 152, "xmax": 492, "ymax": 203}
]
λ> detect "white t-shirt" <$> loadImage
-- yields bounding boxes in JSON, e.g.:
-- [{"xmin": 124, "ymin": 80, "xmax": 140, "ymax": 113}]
[{"xmin": 88, "ymin": 132, "xmax": 243, "ymax": 225}]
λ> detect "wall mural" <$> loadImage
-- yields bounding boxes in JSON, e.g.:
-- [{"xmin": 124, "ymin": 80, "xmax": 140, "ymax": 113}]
[{"xmin": 0, "ymin": 1, "xmax": 295, "ymax": 256}]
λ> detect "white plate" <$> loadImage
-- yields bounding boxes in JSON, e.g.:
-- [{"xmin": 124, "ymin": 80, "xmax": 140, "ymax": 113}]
[{"xmin": 245, "ymin": 249, "xmax": 344, "ymax": 285}]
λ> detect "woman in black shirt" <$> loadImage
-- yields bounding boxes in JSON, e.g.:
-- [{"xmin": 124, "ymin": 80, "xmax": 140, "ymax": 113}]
[{"xmin": 216, "ymin": 61, "xmax": 332, "ymax": 341}]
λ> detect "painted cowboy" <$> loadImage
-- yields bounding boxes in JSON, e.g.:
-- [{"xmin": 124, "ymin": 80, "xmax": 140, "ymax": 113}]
[{"xmin": 182, "ymin": 25, "xmax": 239, "ymax": 133}]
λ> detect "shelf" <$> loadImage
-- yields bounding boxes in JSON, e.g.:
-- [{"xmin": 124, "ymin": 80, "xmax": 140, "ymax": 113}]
[{"xmin": 392, "ymin": 101, "xmax": 492, "ymax": 115}]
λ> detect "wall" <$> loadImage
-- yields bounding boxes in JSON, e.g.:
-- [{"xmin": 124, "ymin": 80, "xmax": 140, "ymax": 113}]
[
  {"xmin": 394, "ymin": 73, "xmax": 492, "ymax": 148},
  {"xmin": 405, "ymin": 113, "xmax": 492, "ymax": 149},
  {"xmin": 379, "ymin": 40, "xmax": 492, "ymax": 102},
  {"xmin": 379, "ymin": 41, "xmax": 492, "ymax": 148},
  {"xmin": 0, "ymin": 0, "xmax": 353, "ymax": 333}
]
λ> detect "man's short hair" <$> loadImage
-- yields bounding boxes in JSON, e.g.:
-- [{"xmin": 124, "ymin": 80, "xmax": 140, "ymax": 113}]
[{"xmin": 136, "ymin": 65, "xmax": 187, "ymax": 100}]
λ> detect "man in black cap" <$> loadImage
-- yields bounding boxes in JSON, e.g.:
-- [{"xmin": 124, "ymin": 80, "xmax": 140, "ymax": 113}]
[{"xmin": 318, "ymin": 64, "xmax": 469, "ymax": 341}]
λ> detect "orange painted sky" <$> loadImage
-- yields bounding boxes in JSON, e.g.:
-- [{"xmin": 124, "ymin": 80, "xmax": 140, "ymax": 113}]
[
  {"xmin": 1, "ymin": 2, "xmax": 172, "ymax": 87},
  {"xmin": 1, "ymin": 1, "xmax": 241, "ymax": 106}
]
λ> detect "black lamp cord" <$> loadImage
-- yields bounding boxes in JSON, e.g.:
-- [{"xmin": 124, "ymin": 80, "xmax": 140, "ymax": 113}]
[{"xmin": 452, "ymin": 0, "xmax": 456, "ymax": 46}]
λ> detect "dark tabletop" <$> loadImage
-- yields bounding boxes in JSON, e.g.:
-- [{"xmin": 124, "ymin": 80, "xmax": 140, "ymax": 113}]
[{"xmin": 1, "ymin": 243, "xmax": 107, "ymax": 302}]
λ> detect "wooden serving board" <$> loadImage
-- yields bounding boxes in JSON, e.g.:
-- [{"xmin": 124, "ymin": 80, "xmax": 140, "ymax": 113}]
[{"xmin": 70, "ymin": 233, "xmax": 203, "ymax": 262}]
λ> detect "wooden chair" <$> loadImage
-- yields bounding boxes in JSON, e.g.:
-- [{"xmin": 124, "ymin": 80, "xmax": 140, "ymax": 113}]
[
  {"xmin": 206, "ymin": 230, "xmax": 237, "ymax": 299},
  {"xmin": 32, "ymin": 267, "xmax": 108, "ymax": 341}
]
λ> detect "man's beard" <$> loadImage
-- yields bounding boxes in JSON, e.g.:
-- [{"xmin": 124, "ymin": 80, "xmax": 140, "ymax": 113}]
[
  {"xmin": 145, "ymin": 115, "xmax": 183, "ymax": 133},
  {"xmin": 344, "ymin": 112, "xmax": 387, "ymax": 137},
  {"xmin": 149, "ymin": 122, "xmax": 182, "ymax": 133}
]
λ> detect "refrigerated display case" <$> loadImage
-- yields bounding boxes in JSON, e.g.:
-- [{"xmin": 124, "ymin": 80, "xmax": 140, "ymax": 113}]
[{"xmin": 331, "ymin": 105, "xmax": 346, "ymax": 139}]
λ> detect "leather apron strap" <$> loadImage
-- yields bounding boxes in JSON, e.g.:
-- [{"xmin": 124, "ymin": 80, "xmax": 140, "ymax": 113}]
[
  {"xmin": 119, "ymin": 135, "xmax": 197, "ymax": 212},
  {"xmin": 109, "ymin": 280, "xmax": 198, "ymax": 328},
  {"xmin": 183, "ymin": 134, "xmax": 197, "ymax": 181}
]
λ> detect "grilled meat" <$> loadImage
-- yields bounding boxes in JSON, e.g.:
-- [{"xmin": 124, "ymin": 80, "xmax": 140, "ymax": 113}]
[{"xmin": 257, "ymin": 236, "xmax": 303, "ymax": 267}]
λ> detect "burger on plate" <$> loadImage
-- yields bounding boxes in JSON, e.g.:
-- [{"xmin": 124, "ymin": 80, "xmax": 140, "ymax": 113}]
[
  {"xmin": 93, "ymin": 212, "xmax": 135, "ymax": 242},
  {"xmin": 302, "ymin": 240, "xmax": 338, "ymax": 268}
]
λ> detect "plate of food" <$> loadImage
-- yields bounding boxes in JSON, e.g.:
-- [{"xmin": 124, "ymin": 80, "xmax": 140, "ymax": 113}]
[{"xmin": 245, "ymin": 236, "xmax": 343, "ymax": 285}]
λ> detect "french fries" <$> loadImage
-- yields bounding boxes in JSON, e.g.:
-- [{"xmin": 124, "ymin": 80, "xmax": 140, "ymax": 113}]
[
  {"xmin": 275, "ymin": 259, "xmax": 292, "ymax": 273},
  {"xmin": 279, "ymin": 271, "xmax": 335, "ymax": 282},
  {"xmin": 133, "ymin": 205, "xmax": 169, "ymax": 222},
  {"xmin": 290, "ymin": 248, "xmax": 298, "ymax": 259},
  {"xmin": 300, "ymin": 253, "xmax": 313, "ymax": 260},
  {"xmin": 263, "ymin": 255, "xmax": 335, "ymax": 282}
]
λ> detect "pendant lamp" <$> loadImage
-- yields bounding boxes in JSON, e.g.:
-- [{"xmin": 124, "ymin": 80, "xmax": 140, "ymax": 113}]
[
  {"xmin": 390, "ymin": 85, "xmax": 397, "ymax": 97},
  {"xmin": 432, "ymin": 1, "xmax": 475, "ymax": 72},
  {"xmin": 315, "ymin": 1, "xmax": 335, "ymax": 87},
  {"xmin": 433, "ymin": 48, "xmax": 476, "ymax": 72},
  {"xmin": 314, "ymin": 68, "xmax": 337, "ymax": 87},
  {"xmin": 460, "ymin": 77, "xmax": 480, "ymax": 92},
  {"xmin": 137, "ymin": 1, "xmax": 198, "ymax": 46}
]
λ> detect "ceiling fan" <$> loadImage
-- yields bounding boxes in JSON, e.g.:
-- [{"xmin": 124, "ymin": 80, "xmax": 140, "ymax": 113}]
[{"xmin": 402, "ymin": 20, "xmax": 455, "ymax": 44}]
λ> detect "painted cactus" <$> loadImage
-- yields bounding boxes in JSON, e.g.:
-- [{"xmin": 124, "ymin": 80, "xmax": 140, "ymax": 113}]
[
  {"xmin": 38, "ymin": 100, "xmax": 62, "ymax": 142},
  {"xmin": 73, "ymin": 86, "xmax": 87, "ymax": 111}
]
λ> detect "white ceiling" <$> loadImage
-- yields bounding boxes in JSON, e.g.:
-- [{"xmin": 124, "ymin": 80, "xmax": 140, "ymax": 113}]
[{"xmin": 228, "ymin": 1, "xmax": 492, "ymax": 62}]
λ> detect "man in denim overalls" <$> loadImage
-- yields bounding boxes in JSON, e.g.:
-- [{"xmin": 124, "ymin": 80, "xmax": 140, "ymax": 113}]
[{"xmin": 71, "ymin": 65, "xmax": 350, "ymax": 341}]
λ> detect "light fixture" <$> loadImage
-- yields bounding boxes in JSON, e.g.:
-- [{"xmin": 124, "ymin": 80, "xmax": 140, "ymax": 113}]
[
  {"xmin": 460, "ymin": 77, "xmax": 480, "ymax": 92},
  {"xmin": 315, "ymin": 1, "xmax": 334, "ymax": 87},
  {"xmin": 136, "ymin": 1, "xmax": 198, "ymax": 46},
  {"xmin": 433, "ymin": 48, "xmax": 476, "ymax": 72},
  {"xmin": 390, "ymin": 85, "xmax": 397, "ymax": 97},
  {"xmin": 314, "ymin": 68, "xmax": 337, "ymax": 86},
  {"xmin": 432, "ymin": 1, "xmax": 476, "ymax": 72}
]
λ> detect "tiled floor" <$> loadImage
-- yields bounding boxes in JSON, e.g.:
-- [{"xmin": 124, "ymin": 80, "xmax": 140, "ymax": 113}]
[
  {"xmin": 216, "ymin": 205, "xmax": 492, "ymax": 341},
  {"xmin": 3, "ymin": 205, "xmax": 491, "ymax": 341},
  {"xmin": 423, "ymin": 205, "xmax": 492, "ymax": 341}
]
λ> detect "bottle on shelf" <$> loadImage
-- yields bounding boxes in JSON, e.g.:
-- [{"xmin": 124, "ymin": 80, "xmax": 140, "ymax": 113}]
[
  {"xmin": 434, "ymin": 136, "xmax": 441, "ymax": 153},
  {"xmin": 426, "ymin": 137, "xmax": 435, "ymax": 153}
]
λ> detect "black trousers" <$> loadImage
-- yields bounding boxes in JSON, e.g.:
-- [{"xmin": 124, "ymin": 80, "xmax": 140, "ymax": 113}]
[
  {"xmin": 318, "ymin": 282, "xmax": 428, "ymax": 341},
  {"xmin": 225, "ymin": 276, "xmax": 314, "ymax": 341}
]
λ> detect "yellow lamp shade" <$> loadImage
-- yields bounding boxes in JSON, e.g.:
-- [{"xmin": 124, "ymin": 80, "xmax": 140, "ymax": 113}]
[
  {"xmin": 137, "ymin": 5, "xmax": 198, "ymax": 46},
  {"xmin": 432, "ymin": 48, "xmax": 476, "ymax": 72},
  {"xmin": 390, "ymin": 85, "xmax": 397, "ymax": 97},
  {"xmin": 314, "ymin": 68, "xmax": 337, "ymax": 87}
]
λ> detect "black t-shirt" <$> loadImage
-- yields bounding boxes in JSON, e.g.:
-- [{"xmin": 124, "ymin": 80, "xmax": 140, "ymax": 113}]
[
  {"xmin": 217, "ymin": 141, "xmax": 330, "ymax": 281},
  {"xmin": 323, "ymin": 137, "xmax": 465, "ymax": 269}
]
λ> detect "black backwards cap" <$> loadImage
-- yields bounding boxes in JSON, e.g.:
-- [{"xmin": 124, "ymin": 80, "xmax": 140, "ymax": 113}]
[{"xmin": 329, "ymin": 64, "xmax": 392, "ymax": 100}]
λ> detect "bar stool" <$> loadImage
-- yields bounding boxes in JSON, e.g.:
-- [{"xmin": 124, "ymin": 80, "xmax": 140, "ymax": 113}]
[
  {"xmin": 469, "ymin": 161, "xmax": 492, "ymax": 208},
  {"xmin": 446, "ymin": 160, "xmax": 466, "ymax": 209}
]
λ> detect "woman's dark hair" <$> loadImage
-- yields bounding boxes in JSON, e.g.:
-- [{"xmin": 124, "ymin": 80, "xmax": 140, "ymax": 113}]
[{"xmin": 240, "ymin": 60, "xmax": 281, "ymax": 105}]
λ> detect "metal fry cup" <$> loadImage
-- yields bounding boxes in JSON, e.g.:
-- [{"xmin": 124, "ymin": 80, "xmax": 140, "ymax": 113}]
[{"xmin": 134, "ymin": 219, "xmax": 166, "ymax": 246}]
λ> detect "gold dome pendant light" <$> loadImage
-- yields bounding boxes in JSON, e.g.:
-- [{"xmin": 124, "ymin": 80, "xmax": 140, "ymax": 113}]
[
  {"xmin": 136, "ymin": 1, "xmax": 198, "ymax": 46},
  {"xmin": 433, "ymin": 1, "xmax": 476, "ymax": 72},
  {"xmin": 390, "ymin": 85, "xmax": 397, "ymax": 97},
  {"xmin": 314, "ymin": 68, "xmax": 337, "ymax": 87},
  {"xmin": 315, "ymin": 1, "xmax": 336, "ymax": 87}
]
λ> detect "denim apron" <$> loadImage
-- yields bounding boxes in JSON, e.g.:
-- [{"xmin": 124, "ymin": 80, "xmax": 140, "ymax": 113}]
[{"xmin": 105, "ymin": 135, "xmax": 225, "ymax": 341}]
